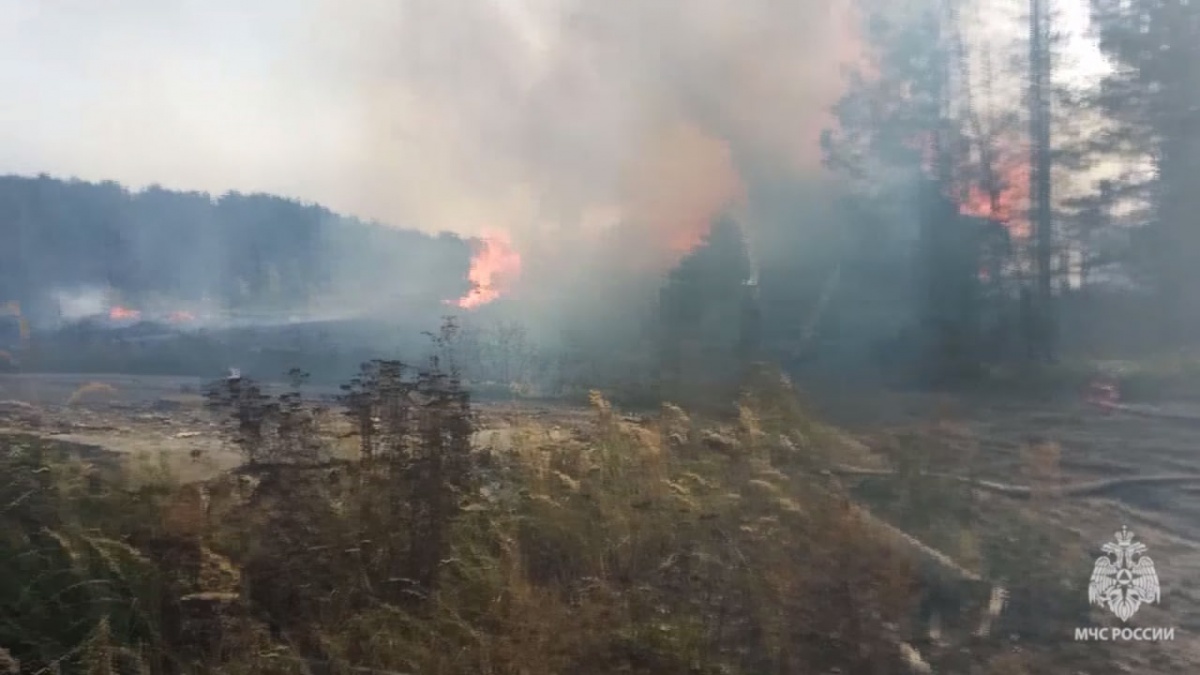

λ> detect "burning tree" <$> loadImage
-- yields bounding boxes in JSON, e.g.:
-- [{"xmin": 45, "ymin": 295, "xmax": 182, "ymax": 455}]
[
  {"xmin": 820, "ymin": 0, "xmax": 1039, "ymax": 379},
  {"xmin": 916, "ymin": 180, "xmax": 1013, "ymax": 381}
]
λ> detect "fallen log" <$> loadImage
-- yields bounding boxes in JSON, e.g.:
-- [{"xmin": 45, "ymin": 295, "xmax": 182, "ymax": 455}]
[
  {"xmin": 842, "ymin": 491, "xmax": 1010, "ymax": 667},
  {"xmin": 1102, "ymin": 401, "xmax": 1200, "ymax": 425},
  {"xmin": 847, "ymin": 499, "xmax": 982, "ymax": 582},
  {"xmin": 830, "ymin": 465, "xmax": 1200, "ymax": 498}
]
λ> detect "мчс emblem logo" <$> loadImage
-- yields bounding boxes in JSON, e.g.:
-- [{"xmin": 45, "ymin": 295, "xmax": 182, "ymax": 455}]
[{"xmin": 1089, "ymin": 526, "xmax": 1161, "ymax": 622}]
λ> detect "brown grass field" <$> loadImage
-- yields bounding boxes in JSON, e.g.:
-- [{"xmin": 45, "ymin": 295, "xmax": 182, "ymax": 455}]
[{"xmin": 2, "ymin": 370, "xmax": 1199, "ymax": 673}]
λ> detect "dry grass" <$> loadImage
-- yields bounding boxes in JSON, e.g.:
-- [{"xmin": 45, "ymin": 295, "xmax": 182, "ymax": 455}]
[{"xmin": 0, "ymin": 371, "xmax": 1109, "ymax": 674}]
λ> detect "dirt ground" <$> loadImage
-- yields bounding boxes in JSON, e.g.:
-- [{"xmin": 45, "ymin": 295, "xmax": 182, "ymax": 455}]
[
  {"xmin": 4, "ymin": 371, "xmax": 1200, "ymax": 672},
  {"xmin": 0, "ymin": 372, "xmax": 237, "ymax": 481},
  {"xmin": 848, "ymin": 390, "xmax": 1200, "ymax": 673},
  {"xmin": 0, "ymin": 372, "xmax": 582, "ymax": 481}
]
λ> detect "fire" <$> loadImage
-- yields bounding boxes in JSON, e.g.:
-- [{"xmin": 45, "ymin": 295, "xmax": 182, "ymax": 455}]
[
  {"xmin": 912, "ymin": 130, "xmax": 1032, "ymax": 238},
  {"xmin": 623, "ymin": 120, "xmax": 746, "ymax": 266},
  {"xmin": 668, "ymin": 227, "xmax": 709, "ymax": 256},
  {"xmin": 956, "ymin": 158, "xmax": 1031, "ymax": 238},
  {"xmin": 167, "ymin": 310, "xmax": 196, "ymax": 323},
  {"xmin": 108, "ymin": 306, "xmax": 141, "ymax": 321},
  {"xmin": 454, "ymin": 231, "xmax": 522, "ymax": 310}
]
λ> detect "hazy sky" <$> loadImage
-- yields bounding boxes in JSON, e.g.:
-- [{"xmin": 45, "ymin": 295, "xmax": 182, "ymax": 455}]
[
  {"xmin": 0, "ymin": 0, "xmax": 1104, "ymax": 239},
  {"xmin": 0, "ymin": 1, "xmax": 358, "ymax": 208}
]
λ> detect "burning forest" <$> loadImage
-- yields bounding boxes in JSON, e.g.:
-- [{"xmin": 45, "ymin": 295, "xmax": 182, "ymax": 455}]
[
  {"xmin": 4, "ymin": 0, "xmax": 1200, "ymax": 673},
  {"xmin": 453, "ymin": 231, "xmax": 523, "ymax": 310}
]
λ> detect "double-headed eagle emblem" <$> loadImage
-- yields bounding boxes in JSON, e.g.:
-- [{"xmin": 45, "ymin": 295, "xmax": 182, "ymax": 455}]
[{"xmin": 1088, "ymin": 526, "xmax": 1161, "ymax": 622}]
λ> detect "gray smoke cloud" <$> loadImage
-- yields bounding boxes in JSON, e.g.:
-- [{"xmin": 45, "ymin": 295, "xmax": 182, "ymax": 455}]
[{"xmin": 303, "ymin": 0, "xmax": 858, "ymax": 288}]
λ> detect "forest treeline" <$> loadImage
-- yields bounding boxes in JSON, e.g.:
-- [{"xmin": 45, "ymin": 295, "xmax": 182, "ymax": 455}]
[
  {"xmin": 555, "ymin": 0, "xmax": 1200, "ymax": 396},
  {"xmin": 814, "ymin": 0, "xmax": 1200, "ymax": 377},
  {"xmin": 7, "ymin": 0, "xmax": 1200, "ymax": 392},
  {"xmin": 545, "ymin": 0, "xmax": 1200, "ymax": 401},
  {"xmin": 0, "ymin": 175, "xmax": 472, "ymax": 323}
]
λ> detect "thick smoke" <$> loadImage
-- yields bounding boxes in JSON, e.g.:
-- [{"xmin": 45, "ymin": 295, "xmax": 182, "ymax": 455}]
[
  {"xmin": 5, "ymin": 0, "xmax": 862, "ymax": 347},
  {"xmin": 51, "ymin": 287, "xmax": 109, "ymax": 323},
  {"xmin": 305, "ymin": 0, "xmax": 859, "ymax": 307}
]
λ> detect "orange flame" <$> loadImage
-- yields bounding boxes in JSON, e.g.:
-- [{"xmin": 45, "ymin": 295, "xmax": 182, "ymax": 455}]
[
  {"xmin": 956, "ymin": 156, "xmax": 1031, "ymax": 238},
  {"xmin": 626, "ymin": 120, "xmax": 745, "ymax": 266},
  {"xmin": 109, "ymin": 306, "xmax": 141, "ymax": 321},
  {"xmin": 668, "ymin": 226, "xmax": 710, "ymax": 256},
  {"xmin": 454, "ymin": 232, "xmax": 522, "ymax": 310},
  {"xmin": 916, "ymin": 131, "xmax": 1032, "ymax": 239},
  {"xmin": 913, "ymin": 131, "xmax": 1032, "ymax": 238},
  {"xmin": 167, "ymin": 310, "xmax": 196, "ymax": 323}
]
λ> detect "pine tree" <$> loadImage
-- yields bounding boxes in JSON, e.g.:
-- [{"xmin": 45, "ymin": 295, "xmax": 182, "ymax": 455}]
[{"xmin": 657, "ymin": 215, "xmax": 753, "ymax": 401}]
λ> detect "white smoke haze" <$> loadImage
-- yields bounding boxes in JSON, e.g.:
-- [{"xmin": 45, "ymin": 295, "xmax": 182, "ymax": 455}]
[
  {"xmin": 305, "ymin": 0, "xmax": 859, "ymax": 303},
  {"xmin": 51, "ymin": 287, "xmax": 110, "ymax": 323}
]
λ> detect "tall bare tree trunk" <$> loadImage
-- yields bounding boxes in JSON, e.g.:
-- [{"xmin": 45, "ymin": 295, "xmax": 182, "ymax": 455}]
[{"xmin": 1029, "ymin": 0, "xmax": 1055, "ymax": 360}]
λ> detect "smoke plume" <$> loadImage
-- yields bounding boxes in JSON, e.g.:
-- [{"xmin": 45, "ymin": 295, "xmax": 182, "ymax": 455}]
[{"xmin": 305, "ymin": 0, "xmax": 859, "ymax": 304}]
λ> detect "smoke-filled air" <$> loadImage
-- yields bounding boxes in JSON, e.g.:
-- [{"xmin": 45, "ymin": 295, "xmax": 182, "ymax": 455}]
[
  {"xmin": 5, "ymin": 0, "xmax": 1200, "ymax": 673},
  {"xmin": 305, "ymin": 0, "xmax": 860, "ymax": 328}
]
